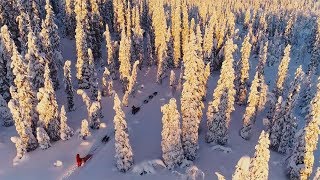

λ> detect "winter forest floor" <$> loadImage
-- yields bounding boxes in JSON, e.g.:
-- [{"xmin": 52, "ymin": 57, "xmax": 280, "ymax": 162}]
[{"xmin": 0, "ymin": 36, "xmax": 319, "ymax": 180}]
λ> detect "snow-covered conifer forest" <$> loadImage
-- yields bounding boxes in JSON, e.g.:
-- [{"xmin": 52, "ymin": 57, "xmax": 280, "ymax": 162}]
[{"xmin": 0, "ymin": 0, "xmax": 320, "ymax": 179}]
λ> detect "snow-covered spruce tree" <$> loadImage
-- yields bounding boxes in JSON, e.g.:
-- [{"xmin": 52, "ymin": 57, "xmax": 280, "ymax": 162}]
[
  {"xmin": 60, "ymin": 105, "xmax": 74, "ymax": 140},
  {"xmin": 102, "ymin": 67, "xmax": 113, "ymax": 97},
  {"xmin": 37, "ymin": 64, "xmax": 60, "ymax": 141},
  {"xmin": 203, "ymin": 16, "xmax": 215, "ymax": 70},
  {"xmin": 206, "ymin": 39, "xmax": 237, "ymax": 145},
  {"xmin": 63, "ymin": 60, "xmax": 75, "ymax": 111},
  {"xmin": 274, "ymin": 44, "xmax": 291, "ymax": 99},
  {"xmin": 171, "ymin": 0, "xmax": 182, "ymax": 68},
  {"xmin": 284, "ymin": 15, "xmax": 295, "ymax": 46},
  {"xmin": 0, "ymin": 94, "xmax": 13, "ymax": 126},
  {"xmin": 240, "ymin": 72, "xmax": 260, "ymax": 140},
  {"xmin": 248, "ymin": 131, "xmax": 270, "ymax": 180},
  {"xmin": 181, "ymin": 22, "xmax": 208, "ymax": 160},
  {"xmin": 232, "ymin": 156, "xmax": 250, "ymax": 180},
  {"xmin": 79, "ymin": 119, "xmax": 90, "ymax": 140},
  {"xmin": 0, "ymin": 25, "xmax": 15, "ymax": 101},
  {"xmin": 0, "ymin": 0, "xmax": 19, "ymax": 45},
  {"xmin": 112, "ymin": 0, "xmax": 125, "ymax": 33},
  {"xmin": 64, "ymin": 0, "xmax": 76, "ymax": 38},
  {"xmin": 88, "ymin": 49, "xmax": 98, "ymax": 101},
  {"xmin": 77, "ymin": 89, "xmax": 91, "ymax": 113},
  {"xmin": 181, "ymin": 0, "xmax": 189, "ymax": 59},
  {"xmin": 145, "ymin": 32, "xmax": 155, "ymax": 67},
  {"xmin": 88, "ymin": 101, "xmax": 101, "ymax": 129},
  {"xmin": 236, "ymin": 34, "xmax": 252, "ymax": 105},
  {"xmin": 10, "ymin": 136, "xmax": 27, "ymax": 161},
  {"xmin": 161, "ymin": 98, "xmax": 184, "ymax": 169},
  {"xmin": 75, "ymin": 0, "xmax": 90, "ymax": 89},
  {"xmin": 268, "ymin": 96, "xmax": 284, "ymax": 146},
  {"xmin": 256, "ymin": 41, "xmax": 268, "ymax": 79},
  {"xmin": 309, "ymin": 19, "xmax": 320, "ymax": 75},
  {"xmin": 132, "ymin": 7, "xmax": 144, "ymax": 69},
  {"xmin": 267, "ymin": 44, "xmax": 291, "ymax": 122},
  {"xmin": 104, "ymin": 24, "xmax": 116, "ymax": 78},
  {"xmin": 89, "ymin": 0, "xmax": 103, "ymax": 64},
  {"xmin": 287, "ymin": 77, "xmax": 320, "ymax": 180},
  {"xmin": 277, "ymin": 66, "xmax": 304, "ymax": 154},
  {"xmin": 119, "ymin": 29, "xmax": 132, "ymax": 91},
  {"xmin": 36, "ymin": 127, "xmax": 51, "ymax": 150},
  {"xmin": 151, "ymin": 0, "xmax": 168, "ymax": 84},
  {"xmin": 16, "ymin": 11, "xmax": 30, "ymax": 55},
  {"xmin": 25, "ymin": 31, "xmax": 45, "ymax": 91},
  {"xmin": 299, "ymin": 70, "xmax": 316, "ymax": 115},
  {"xmin": 113, "ymin": 93, "xmax": 134, "ymax": 172},
  {"xmin": 125, "ymin": 2, "xmax": 132, "ymax": 38},
  {"xmin": 8, "ymin": 97, "xmax": 38, "ymax": 151},
  {"xmin": 11, "ymin": 45, "xmax": 39, "ymax": 135},
  {"xmin": 122, "ymin": 60, "xmax": 139, "ymax": 106},
  {"xmin": 40, "ymin": 0, "xmax": 61, "ymax": 90},
  {"xmin": 97, "ymin": 91, "xmax": 103, "ymax": 118},
  {"xmin": 29, "ymin": 1, "xmax": 42, "ymax": 35}
]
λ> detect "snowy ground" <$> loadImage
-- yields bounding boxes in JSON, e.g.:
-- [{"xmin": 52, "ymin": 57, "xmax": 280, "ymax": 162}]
[{"xmin": 0, "ymin": 38, "xmax": 319, "ymax": 180}]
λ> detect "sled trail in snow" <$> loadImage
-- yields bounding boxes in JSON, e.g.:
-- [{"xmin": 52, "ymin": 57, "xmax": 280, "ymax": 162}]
[{"xmin": 60, "ymin": 133, "xmax": 112, "ymax": 180}]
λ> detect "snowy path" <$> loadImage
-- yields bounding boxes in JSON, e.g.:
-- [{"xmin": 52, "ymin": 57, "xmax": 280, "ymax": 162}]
[{"xmin": 60, "ymin": 132, "xmax": 113, "ymax": 180}]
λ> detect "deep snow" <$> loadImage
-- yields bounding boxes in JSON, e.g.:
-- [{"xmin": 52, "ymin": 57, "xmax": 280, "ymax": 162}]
[{"xmin": 0, "ymin": 37, "xmax": 319, "ymax": 180}]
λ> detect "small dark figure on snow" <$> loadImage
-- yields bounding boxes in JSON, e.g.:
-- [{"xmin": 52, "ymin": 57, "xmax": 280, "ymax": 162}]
[
  {"xmin": 76, "ymin": 154, "xmax": 82, "ymax": 167},
  {"xmin": 132, "ymin": 105, "xmax": 140, "ymax": 115}
]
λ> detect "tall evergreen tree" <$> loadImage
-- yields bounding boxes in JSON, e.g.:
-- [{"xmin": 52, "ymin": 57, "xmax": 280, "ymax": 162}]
[
  {"xmin": 0, "ymin": 0, "xmax": 19, "ymax": 45},
  {"xmin": 16, "ymin": 11, "xmax": 30, "ymax": 55},
  {"xmin": 89, "ymin": 0, "xmax": 103, "ymax": 63},
  {"xmin": 36, "ymin": 127, "xmax": 51, "ymax": 150},
  {"xmin": 26, "ymin": 31, "xmax": 45, "ymax": 91},
  {"xmin": 75, "ymin": 0, "xmax": 91, "ymax": 89},
  {"xmin": 64, "ymin": 0, "xmax": 76, "ymax": 38},
  {"xmin": 8, "ymin": 97, "xmax": 38, "ymax": 151},
  {"xmin": 287, "ymin": 77, "xmax": 320, "ymax": 180},
  {"xmin": 122, "ymin": 61, "xmax": 139, "ymax": 106},
  {"xmin": 0, "ymin": 26, "xmax": 13, "ymax": 101},
  {"xmin": 161, "ymin": 98, "xmax": 184, "ymax": 168},
  {"xmin": 63, "ymin": 60, "xmax": 75, "ymax": 111},
  {"xmin": 37, "ymin": 64, "xmax": 60, "ymax": 141},
  {"xmin": 206, "ymin": 39, "xmax": 236, "ymax": 145},
  {"xmin": 60, "ymin": 105, "xmax": 74, "ymax": 140},
  {"xmin": 104, "ymin": 24, "xmax": 116, "ymax": 78},
  {"xmin": 277, "ymin": 66, "xmax": 304, "ymax": 153},
  {"xmin": 88, "ymin": 49, "xmax": 98, "ymax": 101},
  {"xmin": 102, "ymin": 67, "xmax": 113, "ymax": 97},
  {"xmin": 309, "ymin": 19, "xmax": 320, "ymax": 74},
  {"xmin": 171, "ymin": 0, "xmax": 182, "ymax": 67},
  {"xmin": 181, "ymin": 21, "xmax": 208, "ymax": 160},
  {"xmin": 40, "ymin": 0, "xmax": 62, "ymax": 90},
  {"xmin": 248, "ymin": 131, "xmax": 270, "ymax": 180},
  {"xmin": 113, "ymin": 93, "xmax": 134, "ymax": 172},
  {"xmin": 267, "ymin": 45, "xmax": 291, "ymax": 124},
  {"xmin": 119, "ymin": 29, "xmax": 131, "ymax": 91},
  {"xmin": 11, "ymin": 45, "xmax": 39, "ymax": 135},
  {"xmin": 240, "ymin": 72, "xmax": 260, "ymax": 140},
  {"xmin": 151, "ymin": 0, "xmax": 168, "ymax": 84},
  {"xmin": 236, "ymin": 34, "xmax": 252, "ymax": 105}
]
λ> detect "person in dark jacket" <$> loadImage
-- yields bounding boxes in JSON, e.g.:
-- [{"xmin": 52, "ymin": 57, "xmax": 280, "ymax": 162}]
[{"xmin": 76, "ymin": 154, "xmax": 82, "ymax": 167}]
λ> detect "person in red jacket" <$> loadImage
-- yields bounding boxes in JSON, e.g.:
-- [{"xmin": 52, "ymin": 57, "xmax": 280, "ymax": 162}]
[{"xmin": 76, "ymin": 154, "xmax": 82, "ymax": 167}]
